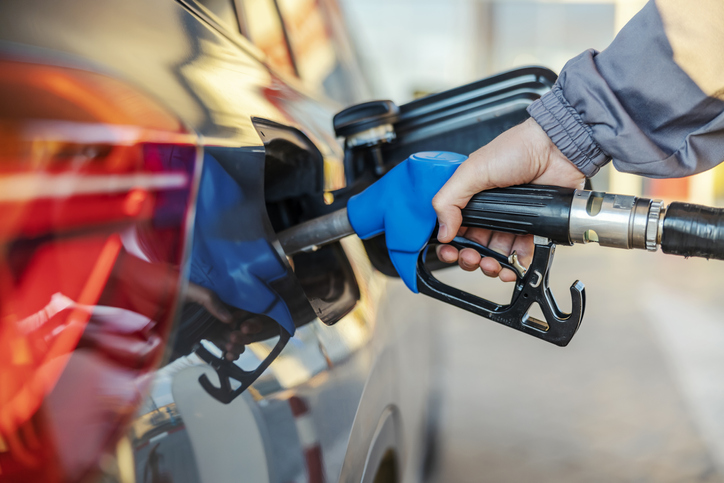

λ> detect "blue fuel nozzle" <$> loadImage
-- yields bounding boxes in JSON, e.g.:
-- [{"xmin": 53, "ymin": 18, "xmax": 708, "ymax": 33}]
[
  {"xmin": 278, "ymin": 150, "xmax": 585, "ymax": 347},
  {"xmin": 347, "ymin": 151, "xmax": 467, "ymax": 292},
  {"xmin": 344, "ymin": 150, "xmax": 584, "ymax": 347}
]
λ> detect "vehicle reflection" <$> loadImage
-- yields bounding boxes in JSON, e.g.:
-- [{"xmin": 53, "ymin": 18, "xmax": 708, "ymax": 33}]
[
  {"xmin": 0, "ymin": 137, "xmax": 198, "ymax": 481},
  {"xmin": 125, "ymin": 233, "xmax": 382, "ymax": 483},
  {"xmin": 131, "ymin": 377, "xmax": 199, "ymax": 483},
  {"xmin": 0, "ymin": 0, "xmax": 392, "ymax": 479},
  {"xmin": 0, "ymin": 58, "xmax": 203, "ymax": 479}
]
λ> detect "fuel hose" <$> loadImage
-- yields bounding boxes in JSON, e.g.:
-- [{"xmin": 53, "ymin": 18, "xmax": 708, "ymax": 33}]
[{"xmin": 661, "ymin": 202, "xmax": 724, "ymax": 260}]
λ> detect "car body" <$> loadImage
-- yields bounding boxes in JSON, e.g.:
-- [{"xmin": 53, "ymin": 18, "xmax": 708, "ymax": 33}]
[
  {"xmin": 0, "ymin": 0, "xmax": 557, "ymax": 481},
  {"xmin": 0, "ymin": 0, "xmax": 439, "ymax": 482}
]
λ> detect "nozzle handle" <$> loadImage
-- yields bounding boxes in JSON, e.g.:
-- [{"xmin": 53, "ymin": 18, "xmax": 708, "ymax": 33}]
[
  {"xmin": 461, "ymin": 185, "xmax": 574, "ymax": 244},
  {"xmin": 661, "ymin": 202, "xmax": 724, "ymax": 260}
]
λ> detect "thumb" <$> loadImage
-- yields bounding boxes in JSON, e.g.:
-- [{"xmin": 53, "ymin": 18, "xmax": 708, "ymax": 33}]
[{"xmin": 432, "ymin": 162, "xmax": 490, "ymax": 243}]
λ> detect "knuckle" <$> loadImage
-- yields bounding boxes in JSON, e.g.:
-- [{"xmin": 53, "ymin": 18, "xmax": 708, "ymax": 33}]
[
  {"xmin": 459, "ymin": 259, "xmax": 475, "ymax": 271},
  {"xmin": 431, "ymin": 195, "xmax": 445, "ymax": 212}
]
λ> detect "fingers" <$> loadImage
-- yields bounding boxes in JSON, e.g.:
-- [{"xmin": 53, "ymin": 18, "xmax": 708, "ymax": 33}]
[
  {"xmin": 435, "ymin": 228, "xmax": 535, "ymax": 283},
  {"xmin": 479, "ymin": 231, "xmax": 515, "ymax": 278},
  {"xmin": 223, "ymin": 319, "xmax": 263, "ymax": 361},
  {"xmin": 463, "ymin": 227, "xmax": 493, "ymax": 246},
  {"xmin": 224, "ymin": 342, "xmax": 245, "ymax": 360},
  {"xmin": 436, "ymin": 245, "xmax": 482, "ymax": 271},
  {"xmin": 461, "ymin": 230, "xmax": 534, "ymax": 282},
  {"xmin": 185, "ymin": 282, "xmax": 232, "ymax": 323},
  {"xmin": 436, "ymin": 227, "xmax": 492, "ymax": 269},
  {"xmin": 436, "ymin": 244, "xmax": 459, "ymax": 263},
  {"xmin": 457, "ymin": 227, "xmax": 492, "ymax": 271},
  {"xmin": 500, "ymin": 238, "xmax": 533, "ymax": 281},
  {"xmin": 435, "ymin": 226, "xmax": 466, "ymax": 263},
  {"xmin": 511, "ymin": 234, "xmax": 535, "ymax": 269}
]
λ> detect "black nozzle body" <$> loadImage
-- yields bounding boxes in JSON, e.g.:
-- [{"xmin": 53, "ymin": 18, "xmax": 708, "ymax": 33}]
[{"xmin": 461, "ymin": 185, "xmax": 574, "ymax": 244}]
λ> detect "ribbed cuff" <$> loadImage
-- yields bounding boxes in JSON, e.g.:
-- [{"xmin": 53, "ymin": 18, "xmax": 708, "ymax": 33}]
[{"xmin": 527, "ymin": 85, "xmax": 610, "ymax": 177}]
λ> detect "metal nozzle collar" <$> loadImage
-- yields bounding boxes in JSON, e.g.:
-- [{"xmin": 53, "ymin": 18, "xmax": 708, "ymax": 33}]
[{"xmin": 646, "ymin": 200, "xmax": 665, "ymax": 251}]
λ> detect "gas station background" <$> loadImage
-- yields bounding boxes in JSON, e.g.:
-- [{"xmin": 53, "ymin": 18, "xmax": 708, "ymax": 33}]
[{"xmin": 338, "ymin": 0, "xmax": 724, "ymax": 207}]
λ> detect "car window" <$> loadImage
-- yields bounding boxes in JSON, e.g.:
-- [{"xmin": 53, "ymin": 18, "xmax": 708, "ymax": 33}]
[
  {"xmin": 239, "ymin": 0, "xmax": 297, "ymax": 78},
  {"xmin": 276, "ymin": 0, "xmax": 337, "ymax": 91},
  {"xmin": 195, "ymin": 0, "xmax": 241, "ymax": 33}
]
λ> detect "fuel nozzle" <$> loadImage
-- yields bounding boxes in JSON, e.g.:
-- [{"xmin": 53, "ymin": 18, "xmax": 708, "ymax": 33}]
[
  {"xmin": 460, "ymin": 186, "xmax": 667, "ymax": 252},
  {"xmin": 276, "ymin": 151, "xmax": 724, "ymax": 348}
]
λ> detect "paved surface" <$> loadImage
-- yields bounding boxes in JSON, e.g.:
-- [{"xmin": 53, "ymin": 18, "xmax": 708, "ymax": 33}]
[{"xmin": 430, "ymin": 245, "xmax": 724, "ymax": 483}]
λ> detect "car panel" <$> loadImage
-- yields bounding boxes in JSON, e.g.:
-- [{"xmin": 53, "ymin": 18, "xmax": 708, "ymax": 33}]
[
  {"xmin": 0, "ymin": 56, "xmax": 202, "ymax": 482},
  {"xmin": 0, "ymin": 1, "xmax": 553, "ymax": 481}
]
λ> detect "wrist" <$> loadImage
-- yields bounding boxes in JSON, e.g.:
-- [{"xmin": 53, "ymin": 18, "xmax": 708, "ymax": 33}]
[
  {"xmin": 527, "ymin": 87, "xmax": 609, "ymax": 177},
  {"xmin": 522, "ymin": 118, "xmax": 586, "ymax": 189}
]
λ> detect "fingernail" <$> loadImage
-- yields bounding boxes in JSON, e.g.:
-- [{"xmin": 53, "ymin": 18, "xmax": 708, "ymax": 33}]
[{"xmin": 438, "ymin": 224, "xmax": 448, "ymax": 241}]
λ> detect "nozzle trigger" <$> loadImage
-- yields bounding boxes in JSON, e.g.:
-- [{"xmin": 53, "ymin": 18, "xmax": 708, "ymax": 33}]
[
  {"xmin": 196, "ymin": 328, "xmax": 290, "ymax": 404},
  {"xmin": 417, "ymin": 238, "xmax": 585, "ymax": 346}
]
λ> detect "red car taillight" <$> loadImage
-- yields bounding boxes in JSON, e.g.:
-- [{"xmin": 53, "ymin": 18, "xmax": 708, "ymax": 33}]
[{"xmin": 0, "ymin": 60, "xmax": 199, "ymax": 481}]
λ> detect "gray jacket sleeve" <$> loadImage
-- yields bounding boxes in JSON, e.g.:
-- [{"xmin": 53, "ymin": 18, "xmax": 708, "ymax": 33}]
[{"xmin": 527, "ymin": 0, "xmax": 724, "ymax": 178}]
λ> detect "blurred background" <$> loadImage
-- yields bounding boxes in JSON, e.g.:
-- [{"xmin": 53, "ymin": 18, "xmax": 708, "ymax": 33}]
[
  {"xmin": 336, "ymin": 1, "xmax": 724, "ymax": 482},
  {"xmin": 339, "ymin": 0, "xmax": 724, "ymax": 207},
  {"xmin": 3, "ymin": 0, "xmax": 723, "ymax": 480}
]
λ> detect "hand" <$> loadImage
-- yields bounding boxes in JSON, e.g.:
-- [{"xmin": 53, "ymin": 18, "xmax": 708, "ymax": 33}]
[
  {"xmin": 219, "ymin": 316, "xmax": 264, "ymax": 361},
  {"xmin": 432, "ymin": 118, "xmax": 586, "ymax": 281},
  {"xmin": 185, "ymin": 282, "xmax": 264, "ymax": 360},
  {"xmin": 185, "ymin": 282, "xmax": 233, "ymax": 324}
]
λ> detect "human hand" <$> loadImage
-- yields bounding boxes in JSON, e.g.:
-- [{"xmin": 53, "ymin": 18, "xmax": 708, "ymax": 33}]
[
  {"xmin": 432, "ymin": 118, "xmax": 586, "ymax": 281},
  {"xmin": 185, "ymin": 281, "xmax": 234, "ymax": 324},
  {"xmin": 218, "ymin": 316, "xmax": 264, "ymax": 361},
  {"xmin": 185, "ymin": 282, "xmax": 266, "ymax": 360}
]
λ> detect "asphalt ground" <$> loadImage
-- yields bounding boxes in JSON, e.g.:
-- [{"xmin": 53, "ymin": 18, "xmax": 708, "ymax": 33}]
[{"xmin": 430, "ymin": 244, "xmax": 724, "ymax": 483}]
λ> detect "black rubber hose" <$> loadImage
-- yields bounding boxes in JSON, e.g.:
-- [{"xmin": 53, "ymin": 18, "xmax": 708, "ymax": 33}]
[
  {"xmin": 460, "ymin": 185, "xmax": 574, "ymax": 245},
  {"xmin": 661, "ymin": 202, "xmax": 724, "ymax": 260}
]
